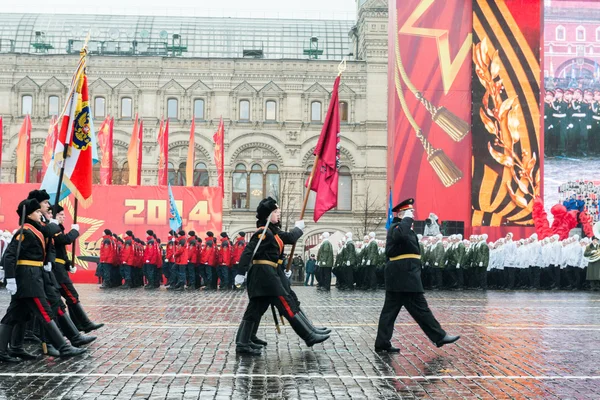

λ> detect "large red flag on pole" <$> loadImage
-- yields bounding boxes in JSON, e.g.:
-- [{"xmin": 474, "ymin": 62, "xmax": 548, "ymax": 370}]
[
  {"xmin": 15, "ymin": 114, "xmax": 32, "ymax": 184},
  {"xmin": 213, "ymin": 117, "xmax": 225, "ymax": 197},
  {"xmin": 307, "ymin": 75, "xmax": 341, "ymax": 222},
  {"xmin": 41, "ymin": 116, "xmax": 59, "ymax": 177},
  {"xmin": 186, "ymin": 119, "xmax": 195, "ymax": 187},
  {"xmin": 127, "ymin": 114, "xmax": 140, "ymax": 185},
  {"xmin": 97, "ymin": 116, "xmax": 113, "ymax": 185},
  {"xmin": 157, "ymin": 118, "xmax": 169, "ymax": 185}
]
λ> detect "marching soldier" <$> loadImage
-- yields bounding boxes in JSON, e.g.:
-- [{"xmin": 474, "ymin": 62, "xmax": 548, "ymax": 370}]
[
  {"xmin": 374, "ymin": 198, "xmax": 459, "ymax": 353},
  {"xmin": 235, "ymin": 197, "xmax": 328, "ymax": 355},
  {"xmin": 172, "ymin": 236, "xmax": 188, "ymax": 291}
]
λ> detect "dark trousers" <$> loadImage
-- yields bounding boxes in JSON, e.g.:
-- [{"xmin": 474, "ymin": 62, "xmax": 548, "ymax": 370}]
[
  {"xmin": 529, "ymin": 266, "xmax": 541, "ymax": 289},
  {"xmin": 144, "ymin": 264, "xmax": 156, "ymax": 286},
  {"xmin": 199, "ymin": 264, "xmax": 209, "ymax": 287},
  {"xmin": 478, "ymin": 267, "xmax": 487, "ymax": 290},
  {"xmin": 228, "ymin": 268, "xmax": 235, "ymax": 290},
  {"xmin": 217, "ymin": 266, "xmax": 229, "ymax": 289},
  {"xmin": 375, "ymin": 291, "xmax": 446, "ymax": 349},
  {"xmin": 504, "ymin": 267, "xmax": 516, "ymax": 289},
  {"xmin": 120, "ymin": 265, "xmax": 131, "ymax": 286},
  {"xmin": 241, "ymin": 294, "xmax": 300, "ymax": 325},
  {"xmin": 176, "ymin": 264, "xmax": 187, "ymax": 287},
  {"xmin": 163, "ymin": 262, "xmax": 172, "ymax": 284},
  {"xmin": 305, "ymin": 273, "xmax": 314, "ymax": 286},
  {"xmin": 1, "ymin": 297, "xmax": 55, "ymax": 325},
  {"xmin": 186, "ymin": 263, "xmax": 196, "ymax": 288},
  {"xmin": 366, "ymin": 267, "xmax": 378, "ymax": 290},
  {"xmin": 320, "ymin": 267, "xmax": 332, "ymax": 290},
  {"xmin": 99, "ymin": 263, "xmax": 110, "ymax": 287},
  {"xmin": 433, "ymin": 268, "xmax": 443, "ymax": 289},
  {"xmin": 58, "ymin": 281, "xmax": 80, "ymax": 306},
  {"xmin": 208, "ymin": 267, "xmax": 218, "ymax": 289},
  {"xmin": 566, "ymin": 266, "xmax": 582, "ymax": 289}
]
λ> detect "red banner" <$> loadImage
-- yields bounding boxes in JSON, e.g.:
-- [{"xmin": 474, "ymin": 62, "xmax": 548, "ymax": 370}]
[
  {"xmin": 42, "ymin": 116, "xmax": 59, "ymax": 178},
  {"xmin": 213, "ymin": 117, "xmax": 225, "ymax": 197},
  {"xmin": 96, "ymin": 116, "xmax": 113, "ymax": 185},
  {"xmin": 388, "ymin": 0, "xmax": 472, "ymax": 226},
  {"xmin": 157, "ymin": 119, "xmax": 168, "ymax": 186},
  {"xmin": 0, "ymin": 184, "xmax": 223, "ymax": 283}
]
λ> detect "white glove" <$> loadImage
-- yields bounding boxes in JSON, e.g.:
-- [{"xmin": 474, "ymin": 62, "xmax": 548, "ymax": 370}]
[
  {"xmin": 367, "ymin": 260, "xmax": 371, "ymax": 266},
  {"xmin": 434, "ymin": 262, "xmax": 439, "ymax": 267},
  {"xmin": 457, "ymin": 263, "xmax": 460, "ymax": 269},
  {"xmin": 294, "ymin": 220, "xmax": 305, "ymax": 230},
  {"xmin": 6, "ymin": 278, "xmax": 17, "ymax": 295},
  {"xmin": 0, "ymin": 268, "xmax": 4, "ymax": 281},
  {"xmin": 146, "ymin": 260, "xmax": 150, "ymax": 263},
  {"xmin": 44, "ymin": 263, "xmax": 52, "ymax": 272},
  {"xmin": 71, "ymin": 224, "xmax": 80, "ymax": 232},
  {"xmin": 165, "ymin": 258, "xmax": 168, "ymax": 262},
  {"xmin": 479, "ymin": 262, "xmax": 483, "ymax": 267},
  {"xmin": 69, "ymin": 266, "xmax": 77, "ymax": 274},
  {"xmin": 445, "ymin": 260, "xmax": 448, "ymax": 265},
  {"xmin": 285, "ymin": 270, "xmax": 292, "ymax": 278},
  {"xmin": 49, "ymin": 219, "xmax": 59, "ymax": 225},
  {"xmin": 346, "ymin": 261, "xmax": 350, "ymax": 266},
  {"xmin": 234, "ymin": 274, "xmax": 245, "ymax": 285},
  {"xmin": 403, "ymin": 209, "xmax": 414, "ymax": 219}
]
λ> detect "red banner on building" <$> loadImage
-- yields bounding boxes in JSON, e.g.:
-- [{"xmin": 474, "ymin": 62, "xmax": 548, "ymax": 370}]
[
  {"xmin": 42, "ymin": 116, "xmax": 59, "ymax": 178},
  {"xmin": 388, "ymin": 0, "xmax": 472, "ymax": 227},
  {"xmin": 96, "ymin": 116, "xmax": 113, "ymax": 185},
  {"xmin": 470, "ymin": 0, "xmax": 541, "ymax": 238},
  {"xmin": 0, "ymin": 184, "xmax": 223, "ymax": 283},
  {"xmin": 157, "ymin": 119, "xmax": 169, "ymax": 186},
  {"xmin": 213, "ymin": 117, "xmax": 225, "ymax": 197}
]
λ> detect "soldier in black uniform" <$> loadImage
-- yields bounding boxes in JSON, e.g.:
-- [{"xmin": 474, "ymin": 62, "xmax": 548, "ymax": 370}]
[
  {"xmin": 235, "ymin": 197, "xmax": 329, "ymax": 355},
  {"xmin": 51, "ymin": 204, "xmax": 104, "ymax": 333},
  {"xmin": 0, "ymin": 199, "xmax": 85, "ymax": 362},
  {"xmin": 374, "ymin": 198, "xmax": 459, "ymax": 353}
]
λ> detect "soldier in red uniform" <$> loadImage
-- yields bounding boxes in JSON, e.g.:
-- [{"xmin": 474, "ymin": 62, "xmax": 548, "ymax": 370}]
[
  {"xmin": 188, "ymin": 238, "xmax": 200, "ymax": 290},
  {"xmin": 99, "ymin": 232, "xmax": 115, "ymax": 289},
  {"xmin": 165, "ymin": 231, "xmax": 176, "ymax": 287},
  {"xmin": 202, "ymin": 233, "xmax": 217, "ymax": 290},
  {"xmin": 143, "ymin": 232, "xmax": 158, "ymax": 289},
  {"xmin": 232, "ymin": 232, "xmax": 246, "ymax": 289},
  {"xmin": 218, "ymin": 232, "xmax": 232, "ymax": 290},
  {"xmin": 154, "ymin": 237, "xmax": 163, "ymax": 288},
  {"xmin": 173, "ymin": 237, "xmax": 188, "ymax": 291},
  {"xmin": 113, "ymin": 235, "xmax": 124, "ymax": 287}
]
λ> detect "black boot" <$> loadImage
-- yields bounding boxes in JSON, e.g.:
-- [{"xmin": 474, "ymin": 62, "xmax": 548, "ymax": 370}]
[
  {"xmin": 299, "ymin": 310, "xmax": 331, "ymax": 334},
  {"xmin": 57, "ymin": 314, "xmax": 96, "ymax": 347},
  {"xmin": 24, "ymin": 319, "xmax": 42, "ymax": 344},
  {"xmin": 435, "ymin": 334, "xmax": 460, "ymax": 348},
  {"xmin": 250, "ymin": 320, "xmax": 267, "ymax": 347},
  {"xmin": 45, "ymin": 344, "xmax": 60, "ymax": 357},
  {"xmin": 68, "ymin": 303, "xmax": 104, "ymax": 333},
  {"xmin": 236, "ymin": 320, "xmax": 262, "ymax": 355},
  {"xmin": 9, "ymin": 322, "xmax": 38, "ymax": 360},
  {"xmin": 0, "ymin": 324, "xmax": 21, "ymax": 363},
  {"xmin": 288, "ymin": 314, "xmax": 330, "ymax": 347},
  {"xmin": 45, "ymin": 320, "xmax": 87, "ymax": 357}
]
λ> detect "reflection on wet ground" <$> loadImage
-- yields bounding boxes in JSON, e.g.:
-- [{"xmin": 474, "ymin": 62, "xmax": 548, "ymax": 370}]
[{"xmin": 0, "ymin": 286, "xmax": 599, "ymax": 399}]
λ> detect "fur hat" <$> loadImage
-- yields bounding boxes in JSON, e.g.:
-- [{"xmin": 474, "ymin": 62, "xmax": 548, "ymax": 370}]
[
  {"xmin": 178, "ymin": 230, "xmax": 186, "ymax": 237},
  {"xmin": 220, "ymin": 232, "xmax": 228, "ymax": 238},
  {"xmin": 27, "ymin": 189, "xmax": 50, "ymax": 203},
  {"xmin": 188, "ymin": 231, "xmax": 196, "ymax": 237},
  {"xmin": 52, "ymin": 204, "xmax": 64, "ymax": 214},
  {"xmin": 238, "ymin": 231, "xmax": 246, "ymax": 237},
  {"xmin": 17, "ymin": 199, "xmax": 41, "ymax": 218},
  {"xmin": 207, "ymin": 231, "xmax": 214, "ymax": 237},
  {"xmin": 126, "ymin": 230, "xmax": 133, "ymax": 237},
  {"xmin": 104, "ymin": 229, "xmax": 112, "ymax": 236},
  {"xmin": 256, "ymin": 197, "xmax": 278, "ymax": 220}
]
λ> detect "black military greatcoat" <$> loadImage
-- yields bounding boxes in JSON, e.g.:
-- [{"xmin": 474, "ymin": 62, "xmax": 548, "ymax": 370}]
[
  {"xmin": 51, "ymin": 224, "xmax": 80, "ymax": 284},
  {"xmin": 384, "ymin": 216, "xmax": 424, "ymax": 293}
]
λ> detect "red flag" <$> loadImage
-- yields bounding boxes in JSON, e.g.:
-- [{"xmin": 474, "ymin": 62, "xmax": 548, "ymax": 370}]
[
  {"xmin": 42, "ymin": 116, "xmax": 59, "ymax": 177},
  {"xmin": 16, "ymin": 114, "xmax": 32, "ymax": 184},
  {"xmin": 186, "ymin": 119, "xmax": 195, "ymax": 187},
  {"xmin": 213, "ymin": 117, "xmax": 225, "ymax": 197},
  {"xmin": 157, "ymin": 118, "xmax": 169, "ymax": 185},
  {"xmin": 308, "ymin": 75, "xmax": 341, "ymax": 222},
  {"xmin": 97, "ymin": 116, "xmax": 114, "ymax": 185},
  {"xmin": 127, "ymin": 114, "xmax": 142, "ymax": 185}
]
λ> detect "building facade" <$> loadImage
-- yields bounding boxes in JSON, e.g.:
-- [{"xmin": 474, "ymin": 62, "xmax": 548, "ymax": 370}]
[
  {"xmin": 0, "ymin": 0, "xmax": 389, "ymax": 245},
  {"xmin": 544, "ymin": 0, "xmax": 600, "ymax": 87}
]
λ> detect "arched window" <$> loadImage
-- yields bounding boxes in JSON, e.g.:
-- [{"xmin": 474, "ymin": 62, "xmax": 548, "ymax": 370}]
[
  {"xmin": 304, "ymin": 166, "xmax": 317, "ymax": 210},
  {"xmin": 194, "ymin": 99, "xmax": 205, "ymax": 120},
  {"xmin": 22, "ymin": 95, "xmax": 33, "ymax": 116},
  {"xmin": 121, "ymin": 161, "xmax": 129, "ymax": 185},
  {"xmin": 337, "ymin": 166, "xmax": 352, "ymax": 211},
  {"xmin": 193, "ymin": 162, "xmax": 209, "ymax": 186},
  {"xmin": 556, "ymin": 26, "xmax": 565, "ymax": 41},
  {"xmin": 239, "ymin": 100, "xmax": 250, "ymax": 121},
  {"xmin": 48, "ymin": 96, "xmax": 59, "ymax": 116},
  {"xmin": 339, "ymin": 101, "xmax": 348, "ymax": 123},
  {"xmin": 93, "ymin": 162, "xmax": 101, "ymax": 184},
  {"xmin": 30, "ymin": 160, "xmax": 43, "ymax": 184},
  {"xmin": 265, "ymin": 100, "xmax": 277, "ymax": 121},
  {"xmin": 121, "ymin": 97, "xmax": 132, "ymax": 119},
  {"xmin": 167, "ymin": 98, "xmax": 178, "ymax": 119},
  {"xmin": 168, "ymin": 162, "xmax": 177, "ymax": 186},
  {"xmin": 266, "ymin": 164, "xmax": 280, "ymax": 201},
  {"xmin": 111, "ymin": 161, "xmax": 121, "ymax": 185},
  {"xmin": 249, "ymin": 164, "xmax": 264, "ymax": 209},
  {"xmin": 177, "ymin": 162, "xmax": 187, "ymax": 186},
  {"xmin": 311, "ymin": 101, "xmax": 322, "ymax": 122},
  {"xmin": 576, "ymin": 26, "xmax": 585, "ymax": 41},
  {"xmin": 597, "ymin": 27, "xmax": 600, "ymax": 42},
  {"xmin": 232, "ymin": 163, "xmax": 248, "ymax": 209},
  {"xmin": 95, "ymin": 97, "xmax": 106, "ymax": 118}
]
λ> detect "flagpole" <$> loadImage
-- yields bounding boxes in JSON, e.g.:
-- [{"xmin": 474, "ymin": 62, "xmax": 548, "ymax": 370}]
[{"xmin": 71, "ymin": 198, "xmax": 78, "ymax": 265}]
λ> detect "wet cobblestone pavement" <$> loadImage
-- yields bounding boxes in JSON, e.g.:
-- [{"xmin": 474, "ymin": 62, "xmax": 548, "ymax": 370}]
[{"xmin": 0, "ymin": 285, "xmax": 599, "ymax": 399}]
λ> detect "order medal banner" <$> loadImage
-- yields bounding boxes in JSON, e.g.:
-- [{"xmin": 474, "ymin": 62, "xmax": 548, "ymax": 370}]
[
  {"xmin": 388, "ymin": 0, "xmax": 472, "ymax": 226},
  {"xmin": 471, "ymin": 0, "xmax": 542, "ymax": 229},
  {"xmin": 0, "ymin": 183, "xmax": 223, "ymax": 283}
]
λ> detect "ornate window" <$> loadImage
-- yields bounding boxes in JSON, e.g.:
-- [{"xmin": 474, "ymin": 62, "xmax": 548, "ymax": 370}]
[
  {"xmin": 556, "ymin": 26, "xmax": 565, "ymax": 41},
  {"xmin": 22, "ymin": 95, "xmax": 33, "ymax": 116},
  {"xmin": 167, "ymin": 98, "xmax": 178, "ymax": 119},
  {"xmin": 48, "ymin": 96, "xmax": 59, "ymax": 116},
  {"xmin": 177, "ymin": 162, "xmax": 187, "ymax": 186},
  {"xmin": 266, "ymin": 164, "xmax": 280, "ymax": 201},
  {"xmin": 168, "ymin": 162, "xmax": 177, "ymax": 186},
  {"xmin": 239, "ymin": 100, "xmax": 250, "ymax": 121},
  {"xmin": 120, "ymin": 161, "xmax": 129, "ymax": 185},
  {"xmin": 232, "ymin": 163, "xmax": 248, "ymax": 209},
  {"xmin": 94, "ymin": 97, "xmax": 106, "ymax": 118},
  {"xmin": 576, "ymin": 26, "xmax": 585, "ymax": 41},
  {"xmin": 194, "ymin": 99, "xmax": 205, "ymax": 120},
  {"xmin": 111, "ymin": 161, "xmax": 121, "ymax": 185},
  {"xmin": 304, "ymin": 165, "xmax": 352, "ymax": 211},
  {"xmin": 193, "ymin": 162, "xmax": 209, "ymax": 186},
  {"xmin": 311, "ymin": 101, "xmax": 322, "ymax": 122},
  {"xmin": 265, "ymin": 100, "xmax": 277, "ymax": 121},
  {"xmin": 121, "ymin": 97, "xmax": 132, "ymax": 119},
  {"xmin": 339, "ymin": 101, "xmax": 348, "ymax": 123},
  {"xmin": 30, "ymin": 160, "xmax": 43, "ymax": 184},
  {"xmin": 249, "ymin": 164, "xmax": 264, "ymax": 209}
]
